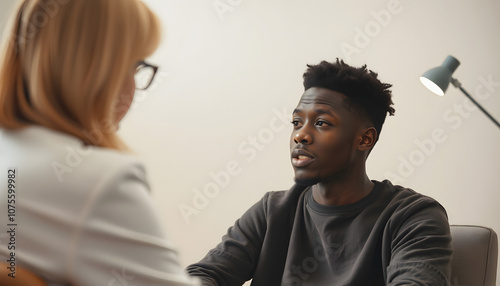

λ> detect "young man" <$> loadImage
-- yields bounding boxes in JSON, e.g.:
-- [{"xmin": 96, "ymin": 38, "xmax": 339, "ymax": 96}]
[{"xmin": 187, "ymin": 59, "xmax": 452, "ymax": 285}]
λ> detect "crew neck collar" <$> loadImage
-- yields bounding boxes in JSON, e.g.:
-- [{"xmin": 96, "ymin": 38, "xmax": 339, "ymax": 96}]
[{"xmin": 306, "ymin": 180, "xmax": 382, "ymax": 215}]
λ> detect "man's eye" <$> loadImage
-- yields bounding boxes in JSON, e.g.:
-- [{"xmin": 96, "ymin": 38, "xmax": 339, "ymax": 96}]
[{"xmin": 316, "ymin": 120, "xmax": 329, "ymax": 127}]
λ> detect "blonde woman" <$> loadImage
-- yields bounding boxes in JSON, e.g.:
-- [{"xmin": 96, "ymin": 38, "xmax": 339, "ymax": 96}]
[{"xmin": 0, "ymin": 0, "xmax": 200, "ymax": 285}]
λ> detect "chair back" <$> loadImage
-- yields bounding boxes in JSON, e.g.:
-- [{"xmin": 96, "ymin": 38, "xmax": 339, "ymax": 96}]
[
  {"xmin": 450, "ymin": 225, "xmax": 498, "ymax": 286},
  {"xmin": 0, "ymin": 262, "xmax": 47, "ymax": 286}
]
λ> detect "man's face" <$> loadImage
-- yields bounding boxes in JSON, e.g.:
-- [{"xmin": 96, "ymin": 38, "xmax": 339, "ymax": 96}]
[{"xmin": 290, "ymin": 87, "xmax": 366, "ymax": 186}]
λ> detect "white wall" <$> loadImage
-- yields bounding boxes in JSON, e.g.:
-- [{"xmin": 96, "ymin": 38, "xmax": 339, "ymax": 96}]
[{"xmin": 2, "ymin": 0, "xmax": 499, "ymax": 284}]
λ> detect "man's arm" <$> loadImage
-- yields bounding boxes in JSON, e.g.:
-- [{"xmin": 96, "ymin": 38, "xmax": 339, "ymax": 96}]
[
  {"xmin": 186, "ymin": 193, "xmax": 270, "ymax": 286},
  {"xmin": 386, "ymin": 199, "xmax": 452, "ymax": 285}
]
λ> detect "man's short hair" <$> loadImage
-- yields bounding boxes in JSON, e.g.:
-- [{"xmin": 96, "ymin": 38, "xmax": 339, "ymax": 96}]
[{"xmin": 303, "ymin": 59, "xmax": 395, "ymax": 142}]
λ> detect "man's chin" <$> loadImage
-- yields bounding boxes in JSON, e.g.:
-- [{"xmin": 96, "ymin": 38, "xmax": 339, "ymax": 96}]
[{"xmin": 294, "ymin": 177, "xmax": 320, "ymax": 187}]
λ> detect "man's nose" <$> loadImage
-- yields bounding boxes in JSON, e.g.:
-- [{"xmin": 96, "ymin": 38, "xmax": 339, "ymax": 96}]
[{"xmin": 293, "ymin": 129, "xmax": 312, "ymax": 144}]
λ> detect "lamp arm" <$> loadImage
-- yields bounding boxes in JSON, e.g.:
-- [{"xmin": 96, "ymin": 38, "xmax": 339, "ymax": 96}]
[{"xmin": 450, "ymin": 77, "xmax": 500, "ymax": 129}]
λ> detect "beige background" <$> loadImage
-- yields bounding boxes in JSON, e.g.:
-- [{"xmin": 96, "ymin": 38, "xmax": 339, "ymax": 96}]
[{"xmin": 1, "ymin": 0, "xmax": 499, "ymax": 285}]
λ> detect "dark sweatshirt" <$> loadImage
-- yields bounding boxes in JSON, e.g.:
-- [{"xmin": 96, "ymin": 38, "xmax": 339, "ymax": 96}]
[{"xmin": 187, "ymin": 180, "xmax": 452, "ymax": 285}]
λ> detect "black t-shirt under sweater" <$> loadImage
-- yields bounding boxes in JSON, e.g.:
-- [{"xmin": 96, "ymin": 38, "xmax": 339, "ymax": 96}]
[{"xmin": 187, "ymin": 180, "xmax": 452, "ymax": 285}]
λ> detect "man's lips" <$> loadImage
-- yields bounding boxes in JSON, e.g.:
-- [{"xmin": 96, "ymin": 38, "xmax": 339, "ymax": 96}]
[{"xmin": 291, "ymin": 149, "xmax": 315, "ymax": 167}]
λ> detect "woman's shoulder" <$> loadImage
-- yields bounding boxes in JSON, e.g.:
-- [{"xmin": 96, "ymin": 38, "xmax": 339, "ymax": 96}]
[
  {"xmin": 2, "ymin": 125, "xmax": 144, "ymax": 169},
  {"xmin": 1, "ymin": 125, "xmax": 148, "ymax": 193},
  {"xmin": 1, "ymin": 125, "xmax": 153, "ymax": 236}
]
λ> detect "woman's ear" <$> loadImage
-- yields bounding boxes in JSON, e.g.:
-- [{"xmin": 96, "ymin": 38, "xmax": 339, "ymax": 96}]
[{"xmin": 358, "ymin": 127, "xmax": 377, "ymax": 151}]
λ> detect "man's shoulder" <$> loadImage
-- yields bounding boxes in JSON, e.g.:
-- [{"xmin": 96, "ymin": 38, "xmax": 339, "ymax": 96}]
[
  {"xmin": 264, "ymin": 184, "xmax": 309, "ymax": 203},
  {"xmin": 258, "ymin": 184, "xmax": 310, "ymax": 215},
  {"xmin": 378, "ymin": 180, "xmax": 440, "ymax": 202},
  {"xmin": 376, "ymin": 179, "xmax": 448, "ymax": 218}
]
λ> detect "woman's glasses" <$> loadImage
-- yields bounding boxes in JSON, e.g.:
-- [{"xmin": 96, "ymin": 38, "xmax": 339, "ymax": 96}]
[{"xmin": 134, "ymin": 61, "xmax": 158, "ymax": 90}]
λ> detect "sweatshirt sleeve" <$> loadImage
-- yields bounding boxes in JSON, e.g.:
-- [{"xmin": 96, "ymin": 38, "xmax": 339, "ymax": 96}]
[
  {"xmin": 386, "ymin": 197, "xmax": 452, "ymax": 286},
  {"xmin": 186, "ymin": 193, "xmax": 270, "ymax": 286},
  {"xmin": 67, "ymin": 161, "xmax": 201, "ymax": 286}
]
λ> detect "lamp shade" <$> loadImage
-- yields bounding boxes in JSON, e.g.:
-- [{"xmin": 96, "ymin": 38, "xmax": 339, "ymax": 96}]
[{"xmin": 420, "ymin": 55, "xmax": 460, "ymax": 96}]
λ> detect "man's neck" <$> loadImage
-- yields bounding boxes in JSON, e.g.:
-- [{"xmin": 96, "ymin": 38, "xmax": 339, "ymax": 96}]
[{"xmin": 311, "ymin": 175, "xmax": 374, "ymax": 206}]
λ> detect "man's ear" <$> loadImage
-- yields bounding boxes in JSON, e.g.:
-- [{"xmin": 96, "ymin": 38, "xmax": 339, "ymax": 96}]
[{"xmin": 358, "ymin": 127, "xmax": 377, "ymax": 151}]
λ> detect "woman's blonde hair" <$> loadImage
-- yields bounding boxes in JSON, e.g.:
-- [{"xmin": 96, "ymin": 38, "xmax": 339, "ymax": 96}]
[{"xmin": 0, "ymin": 0, "xmax": 161, "ymax": 150}]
